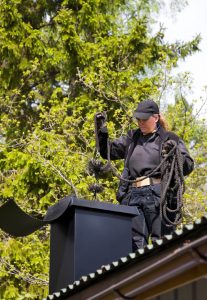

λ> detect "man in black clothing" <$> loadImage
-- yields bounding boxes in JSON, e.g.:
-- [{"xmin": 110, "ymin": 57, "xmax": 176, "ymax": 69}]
[{"xmin": 96, "ymin": 100, "xmax": 194, "ymax": 250}]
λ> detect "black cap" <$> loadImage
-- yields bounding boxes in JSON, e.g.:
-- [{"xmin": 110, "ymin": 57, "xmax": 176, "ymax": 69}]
[{"xmin": 133, "ymin": 99, "xmax": 159, "ymax": 120}]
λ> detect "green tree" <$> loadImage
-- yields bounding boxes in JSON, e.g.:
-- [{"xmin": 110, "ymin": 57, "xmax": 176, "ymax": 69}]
[{"xmin": 0, "ymin": 0, "xmax": 202, "ymax": 298}]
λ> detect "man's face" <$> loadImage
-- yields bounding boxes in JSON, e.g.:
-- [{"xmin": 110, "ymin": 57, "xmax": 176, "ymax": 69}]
[{"xmin": 137, "ymin": 114, "xmax": 159, "ymax": 135}]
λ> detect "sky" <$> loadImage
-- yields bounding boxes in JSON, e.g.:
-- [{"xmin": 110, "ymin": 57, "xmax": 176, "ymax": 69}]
[{"xmin": 158, "ymin": 0, "xmax": 207, "ymax": 119}]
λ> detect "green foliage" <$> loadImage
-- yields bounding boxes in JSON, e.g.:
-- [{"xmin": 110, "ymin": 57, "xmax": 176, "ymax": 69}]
[{"xmin": 0, "ymin": 0, "xmax": 205, "ymax": 298}]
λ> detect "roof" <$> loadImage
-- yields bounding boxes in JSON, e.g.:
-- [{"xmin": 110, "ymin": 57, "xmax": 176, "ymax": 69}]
[{"xmin": 44, "ymin": 215, "xmax": 207, "ymax": 300}]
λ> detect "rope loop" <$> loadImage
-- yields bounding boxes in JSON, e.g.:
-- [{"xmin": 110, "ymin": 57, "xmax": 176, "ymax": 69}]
[{"xmin": 160, "ymin": 140, "xmax": 184, "ymax": 226}]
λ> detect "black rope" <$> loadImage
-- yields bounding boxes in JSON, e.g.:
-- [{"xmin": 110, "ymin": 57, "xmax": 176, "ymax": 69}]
[{"xmin": 160, "ymin": 140, "xmax": 184, "ymax": 226}]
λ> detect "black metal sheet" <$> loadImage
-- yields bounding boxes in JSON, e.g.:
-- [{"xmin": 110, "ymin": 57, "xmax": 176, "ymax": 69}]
[
  {"xmin": 0, "ymin": 199, "xmax": 45, "ymax": 237},
  {"xmin": 43, "ymin": 196, "xmax": 72, "ymax": 222}
]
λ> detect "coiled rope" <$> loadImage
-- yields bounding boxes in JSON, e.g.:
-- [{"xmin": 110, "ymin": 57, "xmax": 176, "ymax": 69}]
[{"xmin": 160, "ymin": 140, "xmax": 184, "ymax": 226}]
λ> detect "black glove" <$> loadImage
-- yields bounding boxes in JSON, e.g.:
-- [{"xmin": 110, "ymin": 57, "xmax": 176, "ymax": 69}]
[
  {"xmin": 94, "ymin": 112, "xmax": 107, "ymax": 131},
  {"xmin": 162, "ymin": 140, "xmax": 176, "ymax": 157}
]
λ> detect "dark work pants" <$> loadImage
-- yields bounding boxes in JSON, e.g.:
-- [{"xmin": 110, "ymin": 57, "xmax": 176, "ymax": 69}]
[{"xmin": 128, "ymin": 184, "xmax": 174, "ymax": 250}]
